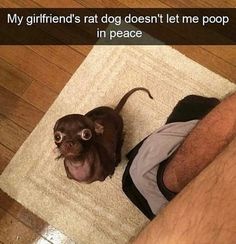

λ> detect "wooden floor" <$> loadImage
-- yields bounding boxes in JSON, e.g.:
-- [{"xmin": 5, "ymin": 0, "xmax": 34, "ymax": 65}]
[{"xmin": 0, "ymin": 0, "xmax": 235, "ymax": 243}]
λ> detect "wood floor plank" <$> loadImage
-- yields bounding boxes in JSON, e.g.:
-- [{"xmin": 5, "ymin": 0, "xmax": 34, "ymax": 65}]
[
  {"xmin": 201, "ymin": 46, "xmax": 236, "ymax": 66},
  {"xmin": 117, "ymin": 0, "xmax": 167, "ymax": 7},
  {"xmin": 33, "ymin": 0, "xmax": 84, "ymax": 8},
  {"xmin": 0, "ymin": 114, "xmax": 29, "ymax": 152},
  {"xmin": 0, "ymin": 58, "xmax": 32, "ymax": 97},
  {"xmin": 172, "ymin": 45, "xmax": 236, "ymax": 82},
  {"xmin": 70, "ymin": 45, "xmax": 93, "ymax": 56},
  {"xmin": 0, "ymin": 190, "xmax": 76, "ymax": 243},
  {"xmin": 0, "ymin": 46, "xmax": 70, "ymax": 93},
  {"xmin": 157, "ymin": 0, "xmax": 236, "ymax": 7},
  {"xmin": 118, "ymin": 0, "xmax": 236, "ymax": 7},
  {"xmin": 0, "ymin": 207, "xmax": 46, "ymax": 244},
  {"xmin": 43, "ymin": 0, "xmax": 232, "ymax": 8},
  {"xmin": 75, "ymin": 0, "xmax": 125, "ymax": 8},
  {"xmin": 0, "ymin": 58, "xmax": 57, "ymax": 112},
  {"xmin": 0, "ymin": 0, "xmax": 19, "ymax": 7},
  {"xmin": 22, "ymin": 81, "xmax": 57, "ymax": 112},
  {"xmin": 0, "ymin": 87, "xmax": 43, "ymax": 132},
  {"xmin": 0, "ymin": 144, "xmax": 14, "ymax": 174},
  {"xmin": 39, "ymin": 225, "xmax": 76, "ymax": 243},
  {"xmin": 0, "ymin": 190, "xmax": 47, "ymax": 235},
  {"xmin": 0, "ymin": 0, "xmax": 41, "ymax": 8},
  {"xmin": 27, "ymin": 46, "xmax": 85, "ymax": 74}
]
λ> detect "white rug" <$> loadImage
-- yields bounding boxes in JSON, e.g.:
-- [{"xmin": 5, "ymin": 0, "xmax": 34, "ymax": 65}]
[{"xmin": 0, "ymin": 46, "xmax": 235, "ymax": 244}]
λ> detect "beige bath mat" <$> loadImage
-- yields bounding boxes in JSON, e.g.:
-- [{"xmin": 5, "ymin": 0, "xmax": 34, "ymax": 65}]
[{"xmin": 0, "ymin": 46, "xmax": 235, "ymax": 244}]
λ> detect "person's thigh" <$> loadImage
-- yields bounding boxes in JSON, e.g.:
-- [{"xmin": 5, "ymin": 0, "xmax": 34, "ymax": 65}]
[
  {"xmin": 133, "ymin": 135, "xmax": 236, "ymax": 244},
  {"xmin": 164, "ymin": 92, "xmax": 236, "ymax": 192}
]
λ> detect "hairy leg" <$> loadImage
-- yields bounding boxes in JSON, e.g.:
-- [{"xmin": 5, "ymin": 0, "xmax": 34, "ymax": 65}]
[
  {"xmin": 163, "ymin": 92, "xmax": 236, "ymax": 192},
  {"xmin": 133, "ymin": 136, "xmax": 236, "ymax": 243}
]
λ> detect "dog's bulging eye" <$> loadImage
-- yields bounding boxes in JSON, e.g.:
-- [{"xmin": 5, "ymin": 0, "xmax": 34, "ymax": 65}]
[
  {"xmin": 80, "ymin": 129, "xmax": 92, "ymax": 141},
  {"xmin": 54, "ymin": 131, "xmax": 63, "ymax": 143}
]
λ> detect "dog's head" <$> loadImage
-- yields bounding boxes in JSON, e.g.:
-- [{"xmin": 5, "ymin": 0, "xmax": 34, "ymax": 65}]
[{"xmin": 53, "ymin": 114, "xmax": 103, "ymax": 160}]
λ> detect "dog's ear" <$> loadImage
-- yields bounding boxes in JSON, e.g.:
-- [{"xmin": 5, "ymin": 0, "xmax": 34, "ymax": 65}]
[{"xmin": 94, "ymin": 122, "xmax": 104, "ymax": 134}]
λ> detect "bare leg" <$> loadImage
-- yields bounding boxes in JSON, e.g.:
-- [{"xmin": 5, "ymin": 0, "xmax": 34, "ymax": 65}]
[
  {"xmin": 164, "ymin": 92, "xmax": 236, "ymax": 192},
  {"xmin": 133, "ymin": 136, "xmax": 236, "ymax": 243}
]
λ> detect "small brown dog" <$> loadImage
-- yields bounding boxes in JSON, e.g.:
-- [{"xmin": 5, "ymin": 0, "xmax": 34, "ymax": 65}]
[{"xmin": 53, "ymin": 87, "xmax": 153, "ymax": 183}]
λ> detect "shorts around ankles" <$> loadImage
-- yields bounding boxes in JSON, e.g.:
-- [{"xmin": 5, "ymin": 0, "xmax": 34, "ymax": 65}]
[{"xmin": 126, "ymin": 120, "xmax": 198, "ymax": 216}]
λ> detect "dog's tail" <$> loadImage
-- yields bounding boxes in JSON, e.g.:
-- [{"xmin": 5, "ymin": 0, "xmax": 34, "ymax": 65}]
[{"xmin": 114, "ymin": 87, "xmax": 153, "ymax": 113}]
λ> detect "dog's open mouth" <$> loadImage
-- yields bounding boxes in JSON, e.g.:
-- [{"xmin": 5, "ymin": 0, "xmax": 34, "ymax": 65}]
[
  {"xmin": 65, "ymin": 152, "xmax": 76, "ymax": 157},
  {"xmin": 65, "ymin": 151, "xmax": 85, "ymax": 162},
  {"xmin": 54, "ymin": 146, "xmax": 85, "ymax": 162}
]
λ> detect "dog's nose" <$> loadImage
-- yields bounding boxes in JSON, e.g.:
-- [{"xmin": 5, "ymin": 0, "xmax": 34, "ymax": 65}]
[
  {"xmin": 67, "ymin": 141, "xmax": 73, "ymax": 147},
  {"xmin": 65, "ymin": 141, "xmax": 74, "ymax": 148}
]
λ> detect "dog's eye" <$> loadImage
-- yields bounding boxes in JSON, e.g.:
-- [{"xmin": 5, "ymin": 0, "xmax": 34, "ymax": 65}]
[
  {"xmin": 54, "ymin": 131, "xmax": 63, "ymax": 143},
  {"xmin": 80, "ymin": 129, "xmax": 92, "ymax": 141}
]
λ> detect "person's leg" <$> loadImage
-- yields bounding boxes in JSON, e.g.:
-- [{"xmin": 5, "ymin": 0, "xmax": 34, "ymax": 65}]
[
  {"xmin": 132, "ymin": 135, "xmax": 236, "ymax": 243},
  {"xmin": 164, "ymin": 92, "xmax": 236, "ymax": 193}
]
